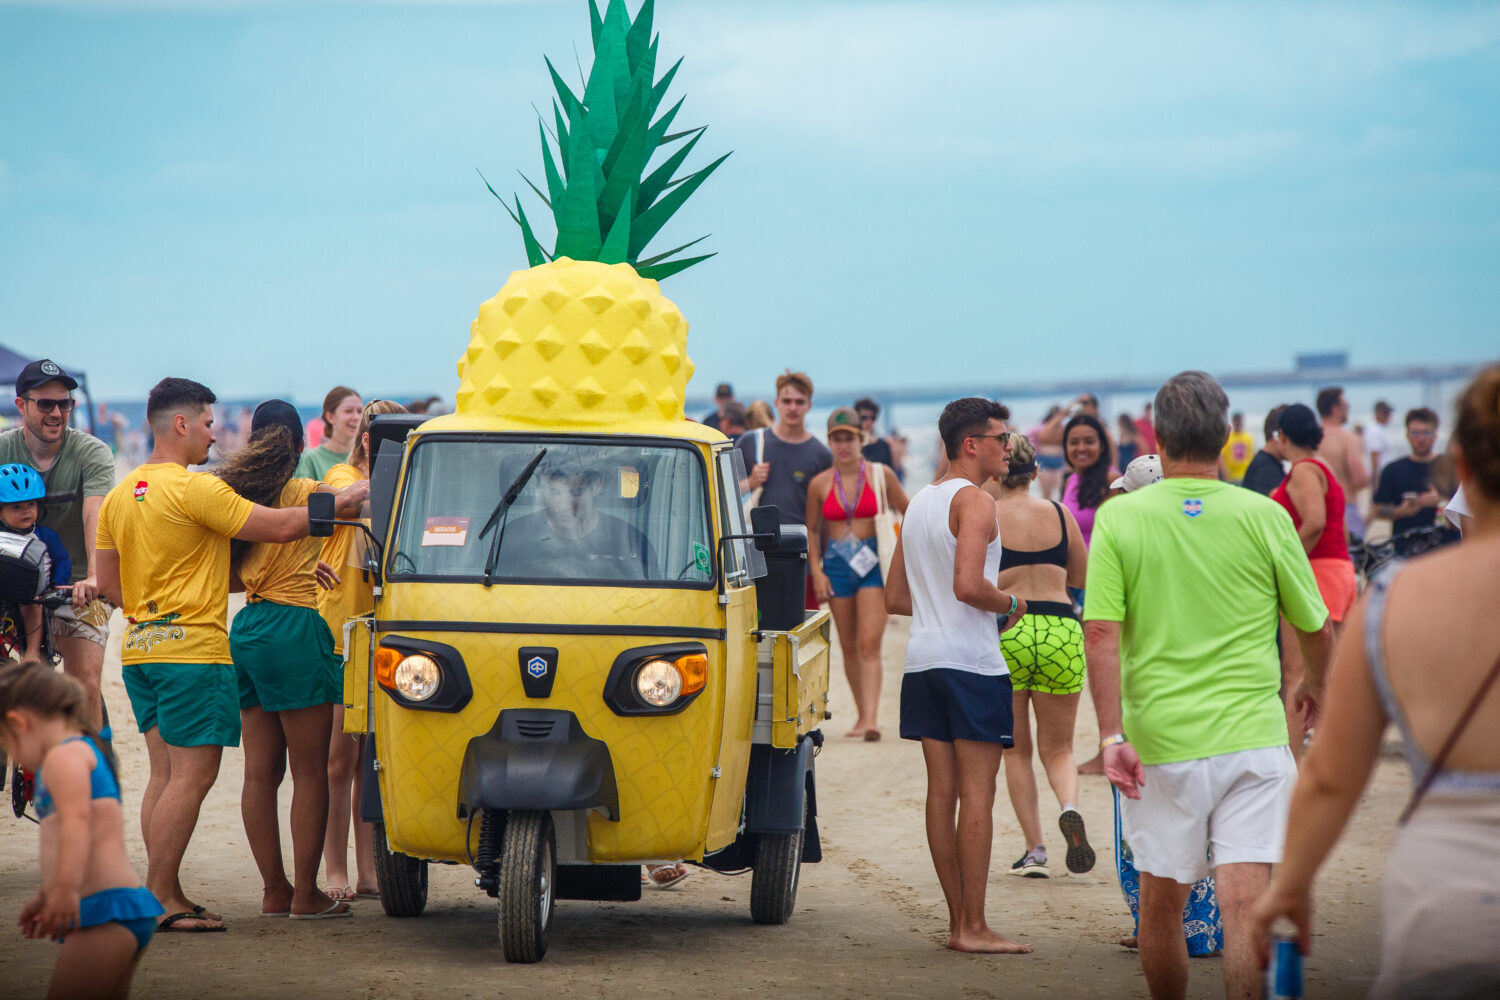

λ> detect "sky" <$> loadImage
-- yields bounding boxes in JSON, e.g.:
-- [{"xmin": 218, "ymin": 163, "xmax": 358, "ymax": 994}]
[{"xmin": 1, "ymin": 0, "xmax": 1497, "ymax": 409}]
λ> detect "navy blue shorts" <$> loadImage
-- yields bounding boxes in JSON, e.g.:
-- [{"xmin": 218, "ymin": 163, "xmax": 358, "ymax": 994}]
[{"xmin": 899, "ymin": 669, "xmax": 1015, "ymax": 745}]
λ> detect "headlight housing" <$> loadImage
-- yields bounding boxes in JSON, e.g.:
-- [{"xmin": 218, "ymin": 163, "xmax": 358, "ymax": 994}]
[
  {"xmin": 374, "ymin": 638, "xmax": 473, "ymax": 713},
  {"xmin": 603, "ymin": 643, "xmax": 709, "ymax": 716}
]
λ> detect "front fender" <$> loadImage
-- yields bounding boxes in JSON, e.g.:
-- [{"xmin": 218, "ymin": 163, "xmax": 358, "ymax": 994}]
[{"xmin": 456, "ymin": 709, "xmax": 619, "ymax": 821}]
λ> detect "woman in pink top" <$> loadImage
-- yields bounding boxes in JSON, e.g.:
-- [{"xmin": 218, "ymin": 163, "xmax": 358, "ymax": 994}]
[{"xmin": 1059, "ymin": 414, "xmax": 1117, "ymax": 549}]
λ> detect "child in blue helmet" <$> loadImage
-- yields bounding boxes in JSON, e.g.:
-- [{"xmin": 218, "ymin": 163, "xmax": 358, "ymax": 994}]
[{"xmin": 0, "ymin": 463, "xmax": 71, "ymax": 663}]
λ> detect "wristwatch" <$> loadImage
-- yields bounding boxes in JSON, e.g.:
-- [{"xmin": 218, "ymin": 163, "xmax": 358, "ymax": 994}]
[{"xmin": 1099, "ymin": 733, "xmax": 1129, "ymax": 751}]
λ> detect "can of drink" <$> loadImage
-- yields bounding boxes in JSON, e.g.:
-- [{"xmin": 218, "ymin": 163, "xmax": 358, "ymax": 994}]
[{"xmin": 1265, "ymin": 935, "xmax": 1303, "ymax": 999}]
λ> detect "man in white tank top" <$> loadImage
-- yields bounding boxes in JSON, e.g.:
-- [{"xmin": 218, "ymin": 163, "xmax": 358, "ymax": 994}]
[{"xmin": 885, "ymin": 397, "xmax": 1032, "ymax": 955}]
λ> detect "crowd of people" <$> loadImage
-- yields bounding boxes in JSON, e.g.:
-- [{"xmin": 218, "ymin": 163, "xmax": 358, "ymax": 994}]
[{"xmin": 0, "ymin": 356, "xmax": 1493, "ymax": 999}]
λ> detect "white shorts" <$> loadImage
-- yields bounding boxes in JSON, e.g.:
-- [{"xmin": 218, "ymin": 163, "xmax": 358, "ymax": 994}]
[{"xmin": 1120, "ymin": 745, "xmax": 1296, "ymax": 884}]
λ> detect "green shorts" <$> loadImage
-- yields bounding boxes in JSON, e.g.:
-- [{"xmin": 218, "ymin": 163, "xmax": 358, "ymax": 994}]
[
  {"xmin": 122, "ymin": 662, "xmax": 241, "ymax": 747},
  {"xmin": 1000, "ymin": 610, "xmax": 1086, "ymax": 695},
  {"xmin": 231, "ymin": 600, "xmax": 340, "ymax": 713}
]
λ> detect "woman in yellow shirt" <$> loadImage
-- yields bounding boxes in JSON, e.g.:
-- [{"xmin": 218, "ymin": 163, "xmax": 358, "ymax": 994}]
[
  {"xmin": 319, "ymin": 399, "xmax": 407, "ymax": 901},
  {"xmin": 217, "ymin": 400, "xmax": 359, "ymax": 919}
]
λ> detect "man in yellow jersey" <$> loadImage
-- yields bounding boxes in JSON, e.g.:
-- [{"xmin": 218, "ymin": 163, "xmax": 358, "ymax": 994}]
[
  {"xmin": 1218, "ymin": 412, "xmax": 1255, "ymax": 485},
  {"xmin": 95, "ymin": 378, "xmax": 367, "ymax": 933}
]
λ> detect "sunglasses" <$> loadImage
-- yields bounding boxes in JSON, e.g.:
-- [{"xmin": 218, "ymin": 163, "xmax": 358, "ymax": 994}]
[{"xmin": 23, "ymin": 397, "xmax": 76, "ymax": 414}]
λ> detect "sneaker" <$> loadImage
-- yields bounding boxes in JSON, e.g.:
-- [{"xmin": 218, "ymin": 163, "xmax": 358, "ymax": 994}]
[
  {"xmin": 1059, "ymin": 809, "xmax": 1096, "ymax": 874},
  {"xmin": 1008, "ymin": 851, "xmax": 1049, "ymax": 878}
]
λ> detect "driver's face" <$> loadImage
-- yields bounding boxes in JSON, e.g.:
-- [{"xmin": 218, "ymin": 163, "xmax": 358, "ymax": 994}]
[{"xmin": 541, "ymin": 474, "xmax": 600, "ymax": 533}]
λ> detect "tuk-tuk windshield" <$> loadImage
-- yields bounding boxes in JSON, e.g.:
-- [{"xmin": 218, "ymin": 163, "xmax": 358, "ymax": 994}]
[{"xmin": 386, "ymin": 437, "xmax": 715, "ymax": 588}]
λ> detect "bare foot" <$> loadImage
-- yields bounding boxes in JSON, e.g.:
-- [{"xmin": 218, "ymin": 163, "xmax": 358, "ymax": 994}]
[
  {"xmin": 1119, "ymin": 935, "xmax": 1138, "ymax": 949},
  {"xmin": 947, "ymin": 929, "xmax": 1033, "ymax": 954},
  {"xmin": 291, "ymin": 888, "xmax": 348, "ymax": 917},
  {"xmin": 326, "ymin": 884, "xmax": 356, "ymax": 901},
  {"xmin": 1077, "ymin": 753, "xmax": 1104, "ymax": 776},
  {"xmin": 262, "ymin": 882, "xmax": 294, "ymax": 916}
]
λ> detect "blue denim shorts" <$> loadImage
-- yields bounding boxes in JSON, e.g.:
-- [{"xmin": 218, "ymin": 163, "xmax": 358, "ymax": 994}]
[{"xmin": 823, "ymin": 537, "xmax": 882, "ymax": 598}]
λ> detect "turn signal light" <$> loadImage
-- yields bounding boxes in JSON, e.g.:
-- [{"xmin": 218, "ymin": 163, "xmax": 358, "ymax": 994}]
[
  {"xmin": 375, "ymin": 647, "xmax": 403, "ymax": 689},
  {"xmin": 675, "ymin": 653, "xmax": 707, "ymax": 695}
]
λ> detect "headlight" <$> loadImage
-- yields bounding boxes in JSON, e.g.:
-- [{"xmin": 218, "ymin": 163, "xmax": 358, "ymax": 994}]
[
  {"xmin": 635, "ymin": 659, "xmax": 683, "ymax": 707},
  {"xmin": 394, "ymin": 655, "xmax": 441, "ymax": 702}
]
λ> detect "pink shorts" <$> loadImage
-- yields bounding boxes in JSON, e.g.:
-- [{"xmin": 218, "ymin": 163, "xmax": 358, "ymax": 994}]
[{"xmin": 1310, "ymin": 557, "xmax": 1357, "ymax": 623}]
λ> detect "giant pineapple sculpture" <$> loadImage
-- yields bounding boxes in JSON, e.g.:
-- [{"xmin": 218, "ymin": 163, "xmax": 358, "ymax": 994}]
[{"xmin": 456, "ymin": 0, "xmax": 727, "ymax": 429}]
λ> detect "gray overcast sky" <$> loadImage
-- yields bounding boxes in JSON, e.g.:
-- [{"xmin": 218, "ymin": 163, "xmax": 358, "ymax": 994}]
[{"xmin": 2, "ymin": 0, "xmax": 1496, "ymax": 405}]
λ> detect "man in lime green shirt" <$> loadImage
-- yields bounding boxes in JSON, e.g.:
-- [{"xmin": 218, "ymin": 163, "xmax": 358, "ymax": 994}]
[{"xmin": 1083, "ymin": 371, "xmax": 1333, "ymax": 1000}]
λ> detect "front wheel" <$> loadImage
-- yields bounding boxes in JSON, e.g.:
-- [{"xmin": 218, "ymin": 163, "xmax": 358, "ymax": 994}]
[
  {"xmin": 372, "ymin": 821, "xmax": 429, "ymax": 917},
  {"xmin": 749, "ymin": 820, "xmax": 805, "ymax": 925},
  {"xmin": 498, "ymin": 810, "xmax": 555, "ymax": 963}
]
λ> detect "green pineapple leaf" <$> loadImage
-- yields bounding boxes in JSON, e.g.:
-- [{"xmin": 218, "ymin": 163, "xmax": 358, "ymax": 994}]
[{"xmin": 493, "ymin": 0, "xmax": 726, "ymax": 278}]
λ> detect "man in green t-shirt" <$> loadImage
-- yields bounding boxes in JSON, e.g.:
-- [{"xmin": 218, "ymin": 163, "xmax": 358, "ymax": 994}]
[
  {"xmin": 0, "ymin": 360, "xmax": 116, "ymax": 731},
  {"xmin": 1083, "ymin": 371, "xmax": 1333, "ymax": 1000}
]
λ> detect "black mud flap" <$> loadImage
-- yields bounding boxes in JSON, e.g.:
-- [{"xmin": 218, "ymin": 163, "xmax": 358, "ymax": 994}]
[
  {"xmin": 555, "ymin": 864, "xmax": 642, "ymax": 902},
  {"xmin": 359, "ymin": 734, "xmax": 383, "ymax": 824},
  {"xmin": 702, "ymin": 733, "xmax": 821, "ymax": 872},
  {"xmin": 457, "ymin": 710, "xmax": 619, "ymax": 821}
]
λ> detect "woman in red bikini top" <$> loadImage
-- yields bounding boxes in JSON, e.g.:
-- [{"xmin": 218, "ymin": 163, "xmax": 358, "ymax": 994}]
[
  {"xmin": 806, "ymin": 407, "xmax": 909, "ymax": 742},
  {"xmin": 1271, "ymin": 403, "xmax": 1357, "ymax": 628}
]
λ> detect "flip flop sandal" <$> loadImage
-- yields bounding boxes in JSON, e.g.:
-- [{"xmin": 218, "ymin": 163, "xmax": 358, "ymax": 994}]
[
  {"xmin": 646, "ymin": 865, "xmax": 690, "ymax": 889},
  {"xmin": 354, "ymin": 889, "xmax": 381, "ymax": 900},
  {"xmin": 863, "ymin": 729, "xmax": 882, "ymax": 742},
  {"xmin": 157, "ymin": 911, "xmax": 227, "ymax": 933},
  {"xmin": 290, "ymin": 901, "xmax": 354, "ymax": 920}
]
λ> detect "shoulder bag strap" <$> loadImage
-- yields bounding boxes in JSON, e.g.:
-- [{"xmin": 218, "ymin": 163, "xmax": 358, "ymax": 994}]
[
  {"xmin": 1399, "ymin": 647, "xmax": 1500, "ymax": 824},
  {"xmin": 871, "ymin": 462, "xmax": 887, "ymax": 514}
]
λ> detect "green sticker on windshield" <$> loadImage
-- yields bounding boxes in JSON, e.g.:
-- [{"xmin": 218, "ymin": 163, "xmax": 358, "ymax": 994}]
[{"xmin": 693, "ymin": 542, "xmax": 710, "ymax": 576}]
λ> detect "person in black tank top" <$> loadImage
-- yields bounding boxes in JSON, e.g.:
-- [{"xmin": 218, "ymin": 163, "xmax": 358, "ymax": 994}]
[{"xmin": 995, "ymin": 436, "xmax": 1095, "ymax": 878}]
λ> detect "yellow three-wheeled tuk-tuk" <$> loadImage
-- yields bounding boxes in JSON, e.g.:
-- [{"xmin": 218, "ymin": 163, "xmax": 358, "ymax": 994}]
[{"xmin": 310, "ymin": 413, "xmax": 831, "ymax": 962}]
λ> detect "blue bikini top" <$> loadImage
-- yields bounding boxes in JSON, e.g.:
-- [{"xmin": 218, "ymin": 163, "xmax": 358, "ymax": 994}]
[{"xmin": 34, "ymin": 736, "xmax": 120, "ymax": 820}]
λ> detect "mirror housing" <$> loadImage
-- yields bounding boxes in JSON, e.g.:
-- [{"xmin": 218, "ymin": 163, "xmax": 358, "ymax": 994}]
[
  {"xmin": 749, "ymin": 505, "xmax": 783, "ymax": 551},
  {"xmin": 308, "ymin": 491, "xmax": 336, "ymax": 537}
]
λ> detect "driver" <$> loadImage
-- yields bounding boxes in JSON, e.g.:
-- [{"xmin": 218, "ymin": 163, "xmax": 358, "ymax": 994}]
[{"xmin": 502, "ymin": 460, "xmax": 654, "ymax": 581}]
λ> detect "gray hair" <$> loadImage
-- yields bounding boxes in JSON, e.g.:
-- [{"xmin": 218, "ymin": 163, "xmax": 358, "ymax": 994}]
[{"xmin": 1153, "ymin": 371, "xmax": 1229, "ymax": 463}]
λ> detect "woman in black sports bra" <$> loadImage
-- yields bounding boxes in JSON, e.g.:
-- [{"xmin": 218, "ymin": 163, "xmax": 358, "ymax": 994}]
[{"xmin": 993, "ymin": 433, "xmax": 1093, "ymax": 878}]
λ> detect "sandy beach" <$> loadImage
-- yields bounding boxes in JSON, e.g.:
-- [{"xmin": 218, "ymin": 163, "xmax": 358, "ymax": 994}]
[{"xmin": 0, "ymin": 604, "xmax": 1396, "ymax": 999}]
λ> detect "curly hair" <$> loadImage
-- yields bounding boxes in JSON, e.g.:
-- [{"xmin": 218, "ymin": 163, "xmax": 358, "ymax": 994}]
[
  {"xmin": 1000, "ymin": 432, "xmax": 1037, "ymax": 490},
  {"xmin": 214, "ymin": 424, "xmax": 299, "ymax": 567},
  {"xmin": 1455, "ymin": 364, "xmax": 1500, "ymax": 503},
  {"xmin": 1063, "ymin": 414, "xmax": 1113, "ymax": 511}
]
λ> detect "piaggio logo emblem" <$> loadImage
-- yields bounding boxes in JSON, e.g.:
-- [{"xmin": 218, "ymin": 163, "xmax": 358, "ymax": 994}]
[
  {"xmin": 526, "ymin": 656, "xmax": 548, "ymax": 678},
  {"xmin": 133, "ymin": 481, "xmax": 149, "ymax": 502}
]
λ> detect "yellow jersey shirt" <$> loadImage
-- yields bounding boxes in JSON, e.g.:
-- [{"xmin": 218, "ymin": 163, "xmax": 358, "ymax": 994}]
[
  {"xmin": 316, "ymin": 463, "xmax": 371, "ymax": 654},
  {"xmin": 97, "ymin": 462, "xmax": 256, "ymax": 665},
  {"xmin": 240, "ymin": 478, "xmax": 320, "ymax": 609},
  {"xmin": 1220, "ymin": 430, "xmax": 1255, "ymax": 483}
]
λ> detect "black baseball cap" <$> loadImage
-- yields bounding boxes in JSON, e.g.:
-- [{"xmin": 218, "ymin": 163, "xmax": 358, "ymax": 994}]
[
  {"xmin": 251, "ymin": 398, "xmax": 306, "ymax": 451},
  {"xmin": 714, "ymin": 382, "xmax": 734, "ymax": 399},
  {"xmin": 15, "ymin": 359, "xmax": 79, "ymax": 396}
]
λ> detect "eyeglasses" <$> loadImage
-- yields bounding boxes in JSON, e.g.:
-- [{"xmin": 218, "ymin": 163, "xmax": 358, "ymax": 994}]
[
  {"xmin": 22, "ymin": 397, "xmax": 75, "ymax": 414},
  {"xmin": 967, "ymin": 433, "xmax": 1009, "ymax": 443}
]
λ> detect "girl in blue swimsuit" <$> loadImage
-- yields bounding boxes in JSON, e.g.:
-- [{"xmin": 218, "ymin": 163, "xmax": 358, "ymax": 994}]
[{"xmin": 0, "ymin": 663, "xmax": 162, "ymax": 998}]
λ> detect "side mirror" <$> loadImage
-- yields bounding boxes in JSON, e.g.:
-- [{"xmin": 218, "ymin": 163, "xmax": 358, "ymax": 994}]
[
  {"xmin": 749, "ymin": 505, "xmax": 782, "ymax": 551},
  {"xmin": 308, "ymin": 491, "xmax": 336, "ymax": 537}
]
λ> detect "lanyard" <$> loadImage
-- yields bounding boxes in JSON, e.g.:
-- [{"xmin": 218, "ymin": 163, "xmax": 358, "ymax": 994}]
[{"xmin": 833, "ymin": 461, "xmax": 867, "ymax": 525}]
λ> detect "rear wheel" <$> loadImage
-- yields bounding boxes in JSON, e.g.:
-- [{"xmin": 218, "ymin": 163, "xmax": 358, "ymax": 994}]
[
  {"xmin": 372, "ymin": 821, "xmax": 429, "ymax": 917},
  {"xmin": 750, "ymin": 813, "xmax": 805, "ymax": 925},
  {"xmin": 498, "ymin": 810, "xmax": 555, "ymax": 963}
]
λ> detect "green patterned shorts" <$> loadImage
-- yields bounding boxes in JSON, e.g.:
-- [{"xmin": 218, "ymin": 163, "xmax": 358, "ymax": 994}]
[{"xmin": 1000, "ymin": 612, "xmax": 1086, "ymax": 695}]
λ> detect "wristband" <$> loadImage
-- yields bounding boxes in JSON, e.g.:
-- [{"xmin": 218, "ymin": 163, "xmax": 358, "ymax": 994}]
[
  {"xmin": 1006, "ymin": 594, "xmax": 1017, "ymax": 617},
  {"xmin": 1099, "ymin": 733, "xmax": 1128, "ymax": 751}
]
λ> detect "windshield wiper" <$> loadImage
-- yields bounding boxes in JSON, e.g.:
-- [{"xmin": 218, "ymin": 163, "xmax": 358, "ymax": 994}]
[{"xmin": 480, "ymin": 448, "xmax": 547, "ymax": 587}]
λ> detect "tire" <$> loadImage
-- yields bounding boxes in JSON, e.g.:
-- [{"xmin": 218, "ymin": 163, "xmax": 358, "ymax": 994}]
[
  {"xmin": 372, "ymin": 821, "xmax": 429, "ymax": 917},
  {"xmin": 498, "ymin": 810, "xmax": 556, "ymax": 963},
  {"xmin": 749, "ymin": 819, "xmax": 805, "ymax": 925}
]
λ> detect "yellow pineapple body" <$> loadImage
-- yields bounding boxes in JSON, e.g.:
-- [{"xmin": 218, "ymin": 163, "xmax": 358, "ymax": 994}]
[{"xmin": 451, "ymin": 258, "xmax": 698, "ymax": 436}]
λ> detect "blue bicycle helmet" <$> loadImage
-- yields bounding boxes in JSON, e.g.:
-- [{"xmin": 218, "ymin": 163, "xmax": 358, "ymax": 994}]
[{"xmin": 0, "ymin": 464, "xmax": 45, "ymax": 504}]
